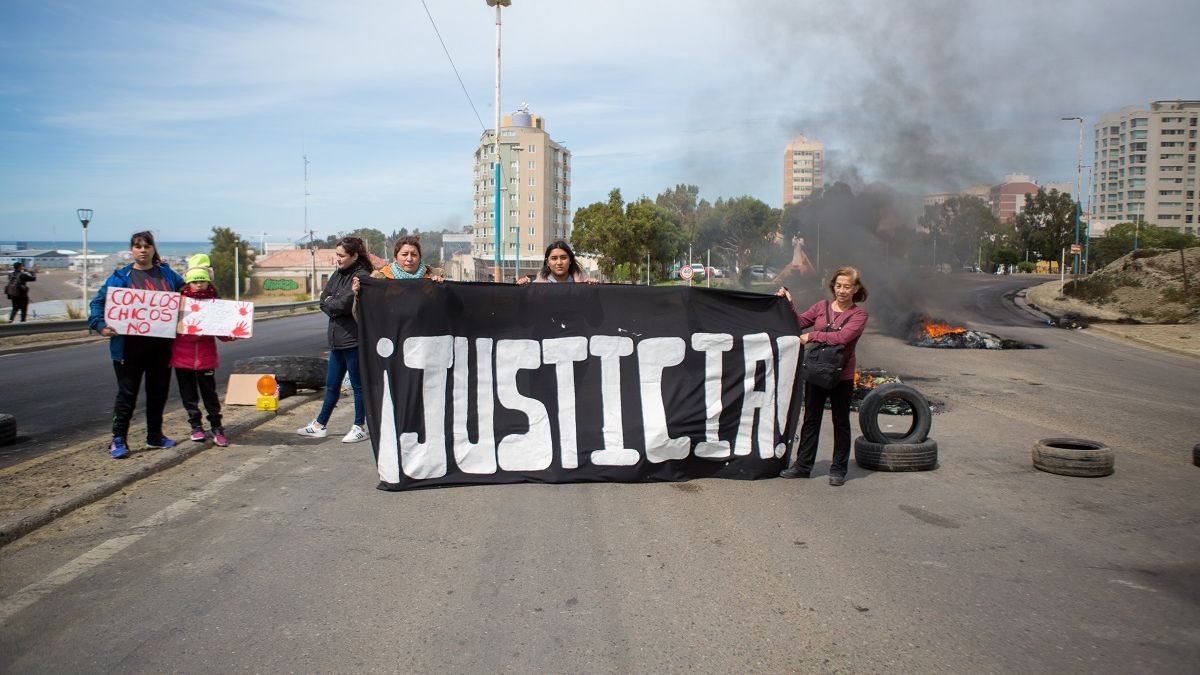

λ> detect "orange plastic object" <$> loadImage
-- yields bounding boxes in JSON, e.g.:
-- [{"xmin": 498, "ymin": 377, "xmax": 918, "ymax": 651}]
[{"xmin": 256, "ymin": 374, "xmax": 277, "ymax": 396}]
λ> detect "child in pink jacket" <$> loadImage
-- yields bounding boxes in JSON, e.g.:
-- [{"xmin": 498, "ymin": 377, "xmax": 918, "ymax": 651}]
[{"xmin": 172, "ymin": 254, "xmax": 233, "ymax": 446}]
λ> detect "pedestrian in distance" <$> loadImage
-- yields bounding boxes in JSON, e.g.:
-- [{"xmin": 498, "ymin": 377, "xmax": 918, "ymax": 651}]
[
  {"xmin": 297, "ymin": 237, "xmax": 375, "ymax": 443},
  {"xmin": 173, "ymin": 254, "xmax": 237, "ymax": 448},
  {"xmin": 515, "ymin": 240, "xmax": 598, "ymax": 285},
  {"xmin": 88, "ymin": 230, "xmax": 186, "ymax": 459},
  {"xmin": 776, "ymin": 266, "xmax": 869, "ymax": 486},
  {"xmin": 5, "ymin": 261, "xmax": 36, "ymax": 322}
]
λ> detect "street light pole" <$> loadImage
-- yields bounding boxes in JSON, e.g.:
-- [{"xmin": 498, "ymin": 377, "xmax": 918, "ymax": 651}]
[
  {"xmin": 487, "ymin": 0, "xmax": 511, "ymax": 282},
  {"xmin": 76, "ymin": 209, "xmax": 92, "ymax": 312},
  {"xmin": 1062, "ymin": 116, "xmax": 1083, "ymax": 275}
]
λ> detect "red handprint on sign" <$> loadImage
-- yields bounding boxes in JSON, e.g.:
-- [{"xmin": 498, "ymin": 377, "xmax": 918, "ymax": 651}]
[
  {"xmin": 184, "ymin": 318, "xmax": 203, "ymax": 335},
  {"xmin": 238, "ymin": 302, "xmax": 251, "ymax": 316},
  {"xmin": 190, "ymin": 302, "xmax": 202, "ymax": 313},
  {"xmin": 230, "ymin": 321, "xmax": 250, "ymax": 338}
]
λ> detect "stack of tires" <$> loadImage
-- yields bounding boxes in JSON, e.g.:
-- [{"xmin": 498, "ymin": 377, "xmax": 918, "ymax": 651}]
[{"xmin": 853, "ymin": 383, "xmax": 937, "ymax": 472}]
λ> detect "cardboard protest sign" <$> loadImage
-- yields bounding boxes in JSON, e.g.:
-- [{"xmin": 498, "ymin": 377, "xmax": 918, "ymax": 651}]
[
  {"xmin": 178, "ymin": 298, "xmax": 254, "ymax": 338},
  {"xmin": 104, "ymin": 288, "xmax": 182, "ymax": 338}
]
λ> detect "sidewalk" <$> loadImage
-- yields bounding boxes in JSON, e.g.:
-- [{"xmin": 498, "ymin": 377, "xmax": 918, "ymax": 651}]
[
  {"xmin": 1021, "ymin": 279, "xmax": 1200, "ymax": 359},
  {"xmin": 0, "ymin": 392, "xmax": 321, "ymax": 547}
]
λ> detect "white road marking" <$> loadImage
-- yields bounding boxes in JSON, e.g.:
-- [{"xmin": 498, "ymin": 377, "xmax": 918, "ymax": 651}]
[
  {"xmin": 0, "ymin": 450, "xmax": 276, "ymax": 625},
  {"xmin": 1109, "ymin": 579, "xmax": 1158, "ymax": 593}
]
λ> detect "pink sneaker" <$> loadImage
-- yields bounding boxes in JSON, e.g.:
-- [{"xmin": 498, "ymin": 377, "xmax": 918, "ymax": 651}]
[
  {"xmin": 213, "ymin": 430, "xmax": 229, "ymax": 447},
  {"xmin": 190, "ymin": 428, "xmax": 206, "ymax": 442}
]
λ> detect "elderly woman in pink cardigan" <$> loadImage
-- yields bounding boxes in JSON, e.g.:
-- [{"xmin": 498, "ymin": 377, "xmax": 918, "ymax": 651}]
[{"xmin": 775, "ymin": 266, "xmax": 869, "ymax": 486}]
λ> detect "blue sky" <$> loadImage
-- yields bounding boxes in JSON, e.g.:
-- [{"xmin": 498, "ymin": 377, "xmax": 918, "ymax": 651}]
[{"xmin": 1, "ymin": 0, "xmax": 1198, "ymax": 243}]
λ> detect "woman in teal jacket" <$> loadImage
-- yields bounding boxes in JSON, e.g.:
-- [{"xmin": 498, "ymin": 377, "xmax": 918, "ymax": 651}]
[{"xmin": 88, "ymin": 231, "xmax": 186, "ymax": 458}]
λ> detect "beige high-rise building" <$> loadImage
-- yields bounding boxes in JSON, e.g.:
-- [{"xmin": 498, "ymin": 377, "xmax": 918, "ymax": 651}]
[
  {"xmin": 472, "ymin": 106, "xmax": 572, "ymax": 281},
  {"xmin": 783, "ymin": 135, "xmax": 824, "ymax": 206},
  {"xmin": 1092, "ymin": 100, "xmax": 1199, "ymax": 235}
]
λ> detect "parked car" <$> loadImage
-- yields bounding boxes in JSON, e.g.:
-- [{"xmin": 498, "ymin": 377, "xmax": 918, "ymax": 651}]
[
  {"xmin": 707, "ymin": 266, "xmax": 727, "ymax": 278},
  {"xmin": 748, "ymin": 265, "xmax": 776, "ymax": 281}
]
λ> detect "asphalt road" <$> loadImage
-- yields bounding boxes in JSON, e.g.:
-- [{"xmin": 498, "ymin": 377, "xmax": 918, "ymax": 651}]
[
  {"xmin": 0, "ymin": 313, "xmax": 328, "ymax": 468},
  {"xmin": 1, "ymin": 277, "xmax": 1198, "ymax": 672}
]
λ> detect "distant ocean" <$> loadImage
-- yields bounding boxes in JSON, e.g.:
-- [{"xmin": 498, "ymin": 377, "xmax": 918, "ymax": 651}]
[{"xmin": 16, "ymin": 240, "xmax": 212, "ymax": 258}]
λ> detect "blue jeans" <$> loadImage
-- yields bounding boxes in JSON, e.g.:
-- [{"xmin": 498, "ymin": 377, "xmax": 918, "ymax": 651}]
[{"xmin": 316, "ymin": 347, "xmax": 364, "ymax": 427}]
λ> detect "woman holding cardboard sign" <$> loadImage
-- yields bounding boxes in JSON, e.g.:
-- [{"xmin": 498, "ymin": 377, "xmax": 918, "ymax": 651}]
[
  {"xmin": 775, "ymin": 266, "xmax": 869, "ymax": 486},
  {"xmin": 88, "ymin": 230, "xmax": 186, "ymax": 459}
]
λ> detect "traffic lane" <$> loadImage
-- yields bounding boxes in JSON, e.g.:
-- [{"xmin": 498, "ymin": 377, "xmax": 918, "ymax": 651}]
[
  {"xmin": 859, "ymin": 320, "xmax": 1200, "ymax": 462},
  {"xmin": 0, "ymin": 312, "xmax": 327, "ymax": 468},
  {"xmin": 3, "ymin": 405, "xmax": 1197, "ymax": 671}
]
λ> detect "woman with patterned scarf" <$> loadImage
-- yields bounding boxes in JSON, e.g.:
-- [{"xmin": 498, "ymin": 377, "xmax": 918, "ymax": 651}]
[{"xmin": 363, "ymin": 235, "xmax": 445, "ymax": 283}]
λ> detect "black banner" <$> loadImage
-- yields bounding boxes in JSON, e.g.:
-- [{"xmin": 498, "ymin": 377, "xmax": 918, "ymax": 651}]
[{"xmin": 357, "ymin": 279, "xmax": 803, "ymax": 490}]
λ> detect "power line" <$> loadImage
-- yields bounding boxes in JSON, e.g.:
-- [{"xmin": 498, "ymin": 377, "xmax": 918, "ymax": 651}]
[{"xmin": 419, "ymin": 0, "xmax": 487, "ymax": 130}]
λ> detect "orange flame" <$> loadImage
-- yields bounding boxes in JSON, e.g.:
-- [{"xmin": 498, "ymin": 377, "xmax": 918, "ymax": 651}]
[
  {"xmin": 922, "ymin": 317, "xmax": 967, "ymax": 339},
  {"xmin": 853, "ymin": 371, "xmax": 877, "ymax": 390}
]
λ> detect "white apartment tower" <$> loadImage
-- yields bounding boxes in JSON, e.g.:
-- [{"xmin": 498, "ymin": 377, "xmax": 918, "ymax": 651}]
[
  {"xmin": 784, "ymin": 135, "xmax": 824, "ymax": 206},
  {"xmin": 472, "ymin": 106, "xmax": 572, "ymax": 281},
  {"xmin": 1092, "ymin": 100, "xmax": 1199, "ymax": 235}
]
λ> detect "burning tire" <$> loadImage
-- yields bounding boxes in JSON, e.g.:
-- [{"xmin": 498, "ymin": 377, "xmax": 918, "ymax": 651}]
[
  {"xmin": 232, "ymin": 356, "xmax": 327, "ymax": 390},
  {"xmin": 853, "ymin": 436, "xmax": 938, "ymax": 472},
  {"xmin": 0, "ymin": 413, "xmax": 15, "ymax": 446},
  {"xmin": 858, "ymin": 383, "xmax": 932, "ymax": 445},
  {"xmin": 1032, "ymin": 438, "xmax": 1113, "ymax": 477}
]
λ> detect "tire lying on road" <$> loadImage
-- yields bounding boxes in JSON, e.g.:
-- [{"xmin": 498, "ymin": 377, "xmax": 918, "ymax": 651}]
[
  {"xmin": 858, "ymin": 383, "xmax": 932, "ymax": 445},
  {"xmin": 232, "ymin": 356, "xmax": 327, "ymax": 390},
  {"xmin": 853, "ymin": 436, "xmax": 938, "ymax": 472},
  {"xmin": 0, "ymin": 413, "xmax": 15, "ymax": 446},
  {"xmin": 1032, "ymin": 438, "xmax": 1114, "ymax": 477}
]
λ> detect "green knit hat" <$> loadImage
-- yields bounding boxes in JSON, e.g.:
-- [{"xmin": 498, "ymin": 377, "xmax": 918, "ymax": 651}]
[{"xmin": 185, "ymin": 253, "xmax": 213, "ymax": 283}]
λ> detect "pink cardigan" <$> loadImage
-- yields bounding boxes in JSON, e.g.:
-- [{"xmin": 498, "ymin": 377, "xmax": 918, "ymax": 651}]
[{"xmin": 795, "ymin": 300, "xmax": 868, "ymax": 381}]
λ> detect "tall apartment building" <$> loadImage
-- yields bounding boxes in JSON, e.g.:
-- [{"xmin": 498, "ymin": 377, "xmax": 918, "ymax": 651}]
[
  {"xmin": 1092, "ymin": 100, "xmax": 1199, "ymax": 235},
  {"xmin": 471, "ymin": 106, "xmax": 572, "ymax": 281},
  {"xmin": 783, "ymin": 135, "xmax": 824, "ymax": 206}
]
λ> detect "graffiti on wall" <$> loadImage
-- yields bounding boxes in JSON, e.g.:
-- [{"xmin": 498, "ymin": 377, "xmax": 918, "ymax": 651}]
[{"xmin": 262, "ymin": 278, "xmax": 300, "ymax": 292}]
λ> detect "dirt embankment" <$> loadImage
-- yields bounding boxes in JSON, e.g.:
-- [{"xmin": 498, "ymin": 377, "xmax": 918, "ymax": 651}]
[{"xmin": 1025, "ymin": 247, "xmax": 1200, "ymax": 358}]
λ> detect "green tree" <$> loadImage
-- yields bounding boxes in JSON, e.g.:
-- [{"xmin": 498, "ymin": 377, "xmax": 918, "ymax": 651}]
[
  {"xmin": 696, "ymin": 196, "xmax": 778, "ymax": 287},
  {"xmin": 1090, "ymin": 222, "xmax": 1199, "ymax": 269},
  {"xmin": 919, "ymin": 195, "xmax": 1000, "ymax": 266},
  {"xmin": 572, "ymin": 189, "xmax": 685, "ymax": 282},
  {"xmin": 320, "ymin": 228, "xmax": 390, "ymax": 260},
  {"xmin": 208, "ymin": 227, "xmax": 254, "ymax": 296},
  {"xmin": 655, "ymin": 184, "xmax": 703, "ymax": 240},
  {"xmin": 1013, "ymin": 188, "xmax": 1079, "ymax": 261},
  {"xmin": 572, "ymin": 189, "xmax": 629, "ymax": 279}
]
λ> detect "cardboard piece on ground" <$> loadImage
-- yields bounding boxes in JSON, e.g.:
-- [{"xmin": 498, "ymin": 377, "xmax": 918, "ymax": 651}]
[{"xmin": 225, "ymin": 373, "xmax": 268, "ymax": 406}]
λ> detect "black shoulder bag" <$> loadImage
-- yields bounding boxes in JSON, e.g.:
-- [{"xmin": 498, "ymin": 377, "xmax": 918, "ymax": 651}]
[{"xmin": 800, "ymin": 301, "xmax": 855, "ymax": 390}]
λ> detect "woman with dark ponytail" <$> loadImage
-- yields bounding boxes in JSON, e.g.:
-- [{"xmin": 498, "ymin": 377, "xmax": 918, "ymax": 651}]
[
  {"xmin": 88, "ymin": 230, "xmax": 186, "ymax": 458},
  {"xmin": 297, "ymin": 236, "xmax": 376, "ymax": 443}
]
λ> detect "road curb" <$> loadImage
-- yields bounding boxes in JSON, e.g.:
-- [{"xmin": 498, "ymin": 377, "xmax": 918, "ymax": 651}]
[{"xmin": 0, "ymin": 392, "xmax": 319, "ymax": 548}]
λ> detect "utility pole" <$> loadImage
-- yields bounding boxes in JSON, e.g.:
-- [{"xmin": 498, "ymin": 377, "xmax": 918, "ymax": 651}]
[
  {"xmin": 487, "ymin": 0, "xmax": 511, "ymax": 282},
  {"xmin": 76, "ymin": 209, "xmax": 92, "ymax": 312},
  {"xmin": 304, "ymin": 153, "xmax": 316, "ymax": 300},
  {"xmin": 1062, "ymin": 116, "xmax": 1083, "ymax": 275}
]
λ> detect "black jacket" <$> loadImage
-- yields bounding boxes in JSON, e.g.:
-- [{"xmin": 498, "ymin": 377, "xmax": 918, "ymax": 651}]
[
  {"xmin": 321, "ymin": 266, "xmax": 370, "ymax": 349},
  {"xmin": 6, "ymin": 269, "xmax": 35, "ymax": 298}
]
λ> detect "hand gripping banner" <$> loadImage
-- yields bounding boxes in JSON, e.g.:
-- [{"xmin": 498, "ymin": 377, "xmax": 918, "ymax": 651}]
[{"xmin": 357, "ymin": 279, "xmax": 803, "ymax": 490}]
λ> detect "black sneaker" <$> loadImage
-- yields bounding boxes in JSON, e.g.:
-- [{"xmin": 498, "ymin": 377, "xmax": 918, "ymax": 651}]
[
  {"xmin": 828, "ymin": 474, "xmax": 846, "ymax": 487},
  {"xmin": 779, "ymin": 465, "xmax": 811, "ymax": 479}
]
